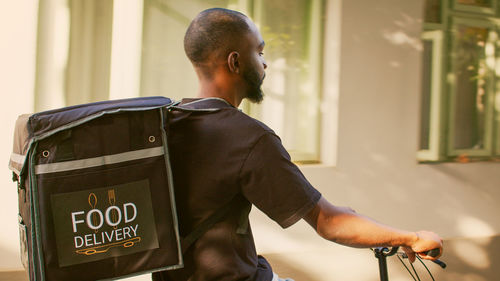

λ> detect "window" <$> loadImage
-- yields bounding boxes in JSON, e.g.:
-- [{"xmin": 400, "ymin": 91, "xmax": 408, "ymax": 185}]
[
  {"xmin": 34, "ymin": 0, "xmax": 133, "ymax": 110},
  {"xmin": 244, "ymin": 0, "xmax": 324, "ymax": 162},
  {"xmin": 140, "ymin": 0, "xmax": 326, "ymax": 162},
  {"xmin": 419, "ymin": 0, "xmax": 500, "ymax": 162},
  {"xmin": 34, "ymin": 0, "xmax": 329, "ymax": 163},
  {"xmin": 65, "ymin": 0, "xmax": 114, "ymax": 105}
]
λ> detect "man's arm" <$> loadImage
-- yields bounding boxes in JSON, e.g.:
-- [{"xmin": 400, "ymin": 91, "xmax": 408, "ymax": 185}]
[{"xmin": 304, "ymin": 196, "xmax": 443, "ymax": 262}]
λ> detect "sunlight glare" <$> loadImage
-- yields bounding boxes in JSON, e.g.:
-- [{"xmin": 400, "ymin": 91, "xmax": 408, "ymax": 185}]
[
  {"xmin": 457, "ymin": 216, "xmax": 495, "ymax": 239},
  {"xmin": 382, "ymin": 30, "xmax": 422, "ymax": 50}
]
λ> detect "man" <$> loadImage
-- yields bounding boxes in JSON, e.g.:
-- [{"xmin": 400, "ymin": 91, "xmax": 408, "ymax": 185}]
[{"xmin": 153, "ymin": 8, "xmax": 443, "ymax": 281}]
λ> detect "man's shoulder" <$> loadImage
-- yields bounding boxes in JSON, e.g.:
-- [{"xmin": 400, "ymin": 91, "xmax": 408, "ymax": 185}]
[
  {"xmin": 214, "ymin": 108, "xmax": 280, "ymax": 145},
  {"xmin": 229, "ymin": 109, "xmax": 274, "ymax": 134},
  {"xmin": 176, "ymin": 97, "xmax": 278, "ymax": 139}
]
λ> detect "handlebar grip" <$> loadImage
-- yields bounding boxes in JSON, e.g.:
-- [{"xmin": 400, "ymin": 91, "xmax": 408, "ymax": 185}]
[
  {"xmin": 422, "ymin": 249, "xmax": 447, "ymax": 269},
  {"xmin": 432, "ymin": 259, "xmax": 447, "ymax": 269},
  {"xmin": 423, "ymin": 248, "xmax": 440, "ymax": 258}
]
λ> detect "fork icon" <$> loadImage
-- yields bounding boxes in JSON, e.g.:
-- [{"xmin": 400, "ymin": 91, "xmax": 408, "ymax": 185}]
[{"xmin": 108, "ymin": 189, "xmax": 118, "ymax": 230}]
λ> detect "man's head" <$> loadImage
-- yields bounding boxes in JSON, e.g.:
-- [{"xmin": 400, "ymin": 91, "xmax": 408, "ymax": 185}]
[{"xmin": 184, "ymin": 8, "xmax": 267, "ymax": 104}]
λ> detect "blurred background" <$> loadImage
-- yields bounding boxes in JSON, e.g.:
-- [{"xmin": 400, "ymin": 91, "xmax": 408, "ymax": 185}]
[{"xmin": 1, "ymin": 0, "xmax": 500, "ymax": 280}]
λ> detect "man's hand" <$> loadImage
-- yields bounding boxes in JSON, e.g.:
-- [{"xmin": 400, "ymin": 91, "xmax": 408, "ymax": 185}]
[{"xmin": 402, "ymin": 231, "xmax": 443, "ymax": 263}]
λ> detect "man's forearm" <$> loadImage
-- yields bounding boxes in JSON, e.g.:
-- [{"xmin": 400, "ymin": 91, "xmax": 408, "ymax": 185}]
[
  {"xmin": 314, "ymin": 207, "xmax": 417, "ymax": 248},
  {"xmin": 304, "ymin": 196, "xmax": 442, "ymax": 259}
]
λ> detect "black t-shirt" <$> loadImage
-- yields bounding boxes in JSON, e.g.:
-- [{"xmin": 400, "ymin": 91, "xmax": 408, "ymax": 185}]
[{"xmin": 156, "ymin": 98, "xmax": 321, "ymax": 281}]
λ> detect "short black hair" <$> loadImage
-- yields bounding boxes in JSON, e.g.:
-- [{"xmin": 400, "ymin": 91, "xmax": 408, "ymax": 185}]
[{"xmin": 184, "ymin": 8, "xmax": 251, "ymax": 65}]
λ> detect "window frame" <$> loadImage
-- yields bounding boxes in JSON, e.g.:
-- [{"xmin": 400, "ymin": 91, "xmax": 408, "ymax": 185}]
[
  {"xmin": 452, "ymin": 0, "xmax": 497, "ymax": 16},
  {"xmin": 418, "ymin": 30, "xmax": 445, "ymax": 162},
  {"xmin": 420, "ymin": 0, "xmax": 500, "ymax": 162},
  {"xmin": 446, "ymin": 17, "xmax": 497, "ymax": 157}
]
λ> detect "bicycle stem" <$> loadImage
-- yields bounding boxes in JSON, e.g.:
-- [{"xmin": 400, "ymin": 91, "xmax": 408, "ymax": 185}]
[{"xmin": 374, "ymin": 247, "xmax": 399, "ymax": 281}]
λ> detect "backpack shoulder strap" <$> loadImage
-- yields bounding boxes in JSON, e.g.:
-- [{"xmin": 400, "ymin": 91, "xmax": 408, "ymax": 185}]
[{"xmin": 169, "ymin": 97, "xmax": 234, "ymax": 113}]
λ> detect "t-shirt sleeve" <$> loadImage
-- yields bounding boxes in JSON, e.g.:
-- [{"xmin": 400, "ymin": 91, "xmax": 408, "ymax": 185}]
[{"xmin": 239, "ymin": 131, "xmax": 322, "ymax": 228}]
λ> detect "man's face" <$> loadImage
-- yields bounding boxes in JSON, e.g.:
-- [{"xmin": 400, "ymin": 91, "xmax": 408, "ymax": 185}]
[{"xmin": 240, "ymin": 19, "xmax": 267, "ymax": 103}]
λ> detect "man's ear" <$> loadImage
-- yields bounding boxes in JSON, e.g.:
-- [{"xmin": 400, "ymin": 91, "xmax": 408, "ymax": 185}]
[{"xmin": 227, "ymin": 51, "xmax": 240, "ymax": 74}]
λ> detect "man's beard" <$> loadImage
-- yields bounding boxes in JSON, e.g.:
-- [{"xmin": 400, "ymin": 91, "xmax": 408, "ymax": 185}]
[{"xmin": 243, "ymin": 68, "xmax": 265, "ymax": 104}]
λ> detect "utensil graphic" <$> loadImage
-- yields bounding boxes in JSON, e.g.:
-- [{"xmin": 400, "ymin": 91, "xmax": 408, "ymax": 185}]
[
  {"xmin": 88, "ymin": 193, "xmax": 98, "ymax": 233},
  {"xmin": 108, "ymin": 189, "xmax": 118, "ymax": 229}
]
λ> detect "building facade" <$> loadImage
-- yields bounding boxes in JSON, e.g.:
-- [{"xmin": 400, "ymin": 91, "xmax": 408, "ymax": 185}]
[{"xmin": 1, "ymin": 0, "xmax": 499, "ymax": 280}]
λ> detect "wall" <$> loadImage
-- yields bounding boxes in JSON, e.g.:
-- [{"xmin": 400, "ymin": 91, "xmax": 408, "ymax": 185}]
[{"xmin": 0, "ymin": 0, "xmax": 38, "ymax": 271}]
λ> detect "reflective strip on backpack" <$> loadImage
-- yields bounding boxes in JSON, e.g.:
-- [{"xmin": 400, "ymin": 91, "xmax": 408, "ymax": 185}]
[{"xmin": 34, "ymin": 146, "xmax": 164, "ymax": 175}]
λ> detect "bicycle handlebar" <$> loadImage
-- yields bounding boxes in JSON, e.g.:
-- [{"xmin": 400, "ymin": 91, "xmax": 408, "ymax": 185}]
[
  {"xmin": 373, "ymin": 246, "xmax": 446, "ymax": 281},
  {"xmin": 374, "ymin": 247, "xmax": 447, "ymax": 269}
]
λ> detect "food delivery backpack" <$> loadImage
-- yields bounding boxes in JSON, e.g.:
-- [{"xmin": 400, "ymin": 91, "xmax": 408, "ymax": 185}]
[{"xmin": 8, "ymin": 96, "xmax": 236, "ymax": 281}]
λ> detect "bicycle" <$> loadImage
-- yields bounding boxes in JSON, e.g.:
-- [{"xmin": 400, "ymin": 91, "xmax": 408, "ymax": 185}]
[{"xmin": 372, "ymin": 247, "xmax": 446, "ymax": 281}]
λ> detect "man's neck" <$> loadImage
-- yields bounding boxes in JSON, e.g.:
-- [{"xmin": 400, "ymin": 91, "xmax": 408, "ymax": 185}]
[
  {"xmin": 197, "ymin": 76, "xmax": 243, "ymax": 107},
  {"xmin": 197, "ymin": 91, "xmax": 240, "ymax": 108}
]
